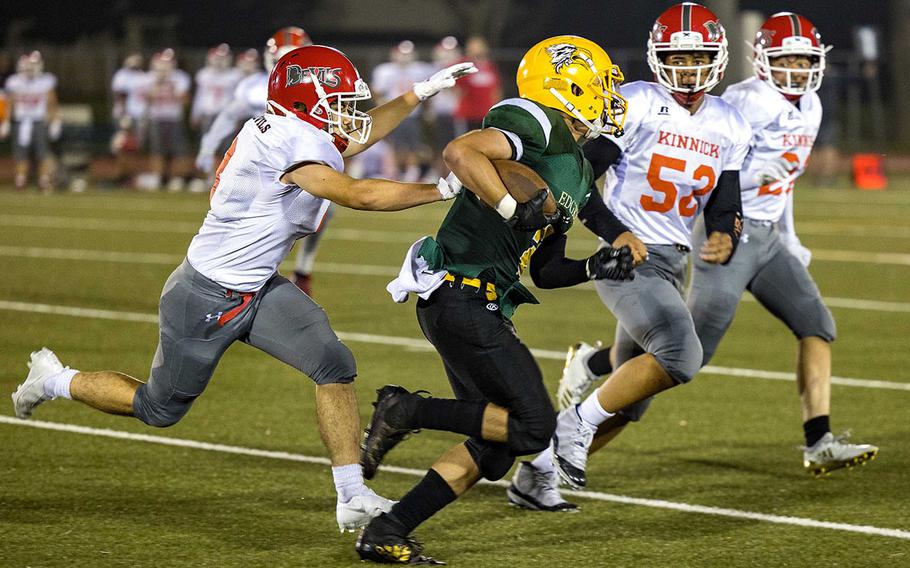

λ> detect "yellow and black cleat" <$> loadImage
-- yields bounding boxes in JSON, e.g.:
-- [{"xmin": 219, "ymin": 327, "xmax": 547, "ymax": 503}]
[
  {"xmin": 803, "ymin": 432, "xmax": 879, "ymax": 478},
  {"xmin": 356, "ymin": 514, "xmax": 444, "ymax": 565},
  {"xmin": 806, "ymin": 446, "xmax": 879, "ymax": 478}
]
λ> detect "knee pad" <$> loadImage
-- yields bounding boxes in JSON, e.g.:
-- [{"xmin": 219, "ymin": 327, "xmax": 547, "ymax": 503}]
[
  {"xmin": 652, "ymin": 327, "xmax": 703, "ymax": 384},
  {"xmin": 132, "ymin": 384, "xmax": 190, "ymax": 428},
  {"xmin": 793, "ymin": 301, "xmax": 837, "ymax": 343},
  {"xmin": 465, "ymin": 439, "xmax": 515, "ymax": 481},
  {"xmin": 310, "ymin": 340, "xmax": 358, "ymax": 385},
  {"xmin": 618, "ymin": 397, "xmax": 653, "ymax": 422},
  {"xmin": 507, "ymin": 406, "xmax": 557, "ymax": 456}
]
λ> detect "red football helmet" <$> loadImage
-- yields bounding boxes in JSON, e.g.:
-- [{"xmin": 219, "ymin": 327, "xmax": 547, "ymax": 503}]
[
  {"xmin": 267, "ymin": 45, "xmax": 372, "ymax": 153},
  {"xmin": 264, "ymin": 26, "xmax": 313, "ymax": 70},
  {"xmin": 751, "ymin": 12, "xmax": 830, "ymax": 96},
  {"xmin": 647, "ymin": 3, "xmax": 728, "ymax": 97}
]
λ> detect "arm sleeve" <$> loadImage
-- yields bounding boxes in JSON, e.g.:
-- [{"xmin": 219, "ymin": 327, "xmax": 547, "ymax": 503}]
[
  {"xmin": 577, "ymin": 185, "xmax": 632, "ymax": 243},
  {"xmin": 529, "ymin": 233, "xmax": 589, "ymax": 289},
  {"xmin": 482, "ymin": 101, "xmax": 549, "ymax": 163},
  {"xmin": 704, "ymin": 170, "xmax": 744, "ymax": 259},
  {"xmin": 199, "ymin": 97, "xmax": 253, "ymax": 155},
  {"xmin": 582, "ymin": 136, "xmax": 623, "ymax": 180}
]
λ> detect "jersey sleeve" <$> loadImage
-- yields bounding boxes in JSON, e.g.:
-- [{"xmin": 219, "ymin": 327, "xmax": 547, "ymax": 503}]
[
  {"xmin": 482, "ymin": 98, "xmax": 552, "ymax": 164},
  {"xmin": 723, "ymin": 106, "xmax": 752, "ymax": 172},
  {"xmin": 270, "ymin": 119, "xmax": 344, "ymax": 176},
  {"xmin": 44, "ymin": 74, "xmax": 57, "ymax": 91}
]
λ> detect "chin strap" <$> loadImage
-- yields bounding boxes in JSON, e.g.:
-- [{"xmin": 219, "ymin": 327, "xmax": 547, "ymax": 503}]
[{"xmin": 548, "ymin": 88, "xmax": 604, "ymax": 139}]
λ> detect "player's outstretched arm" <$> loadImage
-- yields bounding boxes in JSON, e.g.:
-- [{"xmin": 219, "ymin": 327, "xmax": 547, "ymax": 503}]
[
  {"xmin": 530, "ymin": 233, "xmax": 634, "ymax": 289},
  {"xmin": 282, "ymin": 163, "xmax": 459, "ymax": 211},
  {"xmin": 343, "ymin": 63, "xmax": 477, "ymax": 158}
]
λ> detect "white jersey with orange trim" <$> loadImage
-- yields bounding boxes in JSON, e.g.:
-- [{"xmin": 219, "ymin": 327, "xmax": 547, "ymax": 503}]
[
  {"xmin": 144, "ymin": 70, "xmax": 191, "ymax": 121},
  {"xmin": 601, "ymin": 81, "xmax": 751, "ymax": 247},
  {"xmin": 4, "ymin": 72, "xmax": 56, "ymax": 121},
  {"xmin": 198, "ymin": 71, "xmax": 267, "ymax": 157},
  {"xmin": 111, "ymin": 68, "xmax": 147, "ymax": 120},
  {"xmin": 187, "ymin": 114, "xmax": 343, "ymax": 292},
  {"xmin": 192, "ymin": 66, "xmax": 243, "ymax": 121},
  {"xmin": 722, "ymin": 77, "xmax": 822, "ymax": 223}
]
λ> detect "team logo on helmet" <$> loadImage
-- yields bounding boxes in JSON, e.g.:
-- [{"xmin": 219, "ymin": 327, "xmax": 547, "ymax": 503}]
[
  {"xmin": 546, "ymin": 43, "xmax": 582, "ymax": 74},
  {"xmin": 755, "ymin": 28, "xmax": 776, "ymax": 47},
  {"xmin": 703, "ymin": 20, "xmax": 723, "ymax": 41},
  {"xmin": 651, "ymin": 23, "xmax": 669, "ymax": 43},
  {"xmin": 285, "ymin": 65, "xmax": 342, "ymax": 88}
]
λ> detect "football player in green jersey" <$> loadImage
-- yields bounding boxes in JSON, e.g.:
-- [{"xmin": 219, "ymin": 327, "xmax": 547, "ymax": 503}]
[{"xmin": 355, "ymin": 36, "xmax": 632, "ymax": 564}]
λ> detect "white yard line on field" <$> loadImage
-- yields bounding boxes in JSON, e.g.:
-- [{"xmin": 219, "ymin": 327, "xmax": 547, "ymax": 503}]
[
  {"xmin": 0, "ymin": 415, "xmax": 906, "ymax": 540},
  {"xmin": 0, "ymin": 299, "xmax": 908, "ymax": 392},
  {"xmin": 2, "ymin": 246, "xmax": 909, "ymax": 313}
]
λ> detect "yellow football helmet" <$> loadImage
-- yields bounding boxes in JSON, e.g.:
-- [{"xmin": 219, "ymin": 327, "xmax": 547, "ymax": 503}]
[{"xmin": 517, "ymin": 35, "xmax": 627, "ymax": 138}]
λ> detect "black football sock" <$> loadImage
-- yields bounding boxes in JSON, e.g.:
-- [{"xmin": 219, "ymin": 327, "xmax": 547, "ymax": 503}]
[
  {"xmin": 386, "ymin": 469, "xmax": 457, "ymax": 534},
  {"xmin": 803, "ymin": 415, "xmax": 830, "ymax": 447},
  {"xmin": 411, "ymin": 397, "xmax": 486, "ymax": 438},
  {"xmin": 586, "ymin": 345, "xmax": 614, "ymax": 376}
]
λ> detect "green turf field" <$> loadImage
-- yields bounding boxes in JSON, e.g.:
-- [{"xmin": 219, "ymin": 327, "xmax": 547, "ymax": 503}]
[{"xmin": 1, "ymin": 182, "xmax": 908, "ymax": 567}]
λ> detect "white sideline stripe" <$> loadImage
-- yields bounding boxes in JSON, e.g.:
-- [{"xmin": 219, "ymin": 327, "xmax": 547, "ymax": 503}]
[
  {"xmin": 1, "ymin": 299, "xmax": 908, "ymax": 392},
  {"xmin": 0, "ymin": 415, "xmax": 907, "ymax": 541},
  {"xmin": 2, "ymin": 246, "xmax": 909, "ymax": 314}
]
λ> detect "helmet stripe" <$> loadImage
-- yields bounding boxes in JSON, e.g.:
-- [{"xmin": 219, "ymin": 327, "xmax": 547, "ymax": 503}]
[
  {"xmin": 789, "ymin": 13, "xmax": 802, "ymax": 36},
  {"xmin": 682, "ymin": 3, "xmax": 692, "ymax": 32}
]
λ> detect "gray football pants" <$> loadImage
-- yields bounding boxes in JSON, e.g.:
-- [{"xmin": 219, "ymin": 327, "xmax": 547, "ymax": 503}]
[
  {"xmin": 133, "ymin": 259, "xmax": 356, "ymax": 427},
  {"xmin": 687, "ymin": 219, "xmax": 836, "ymax": 366},
  {"xmin": 594, "ymin": 244, "xmax": 703, "ymax": 421}
]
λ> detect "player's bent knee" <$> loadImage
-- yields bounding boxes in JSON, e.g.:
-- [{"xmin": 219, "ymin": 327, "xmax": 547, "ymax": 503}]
[
  {"xmin": 308, "ymin": 340, "xmax": 358, "ymax": 385},
  {"xmin": 507, "ymin": 406, "xmax": 557, "ymax": 455},
  {"xmin": 132, "ymin": 386, "xmax": 191, "ymax": 428},
  {"xmin": 654, "ymin": 331, "xmax": 703, "ymax": 384},
  {"xmin": 468, "ymin": 440, "xmax": 515, "ymax": 481},
  {"xmin": 793, "ymin": 302, "xmax": 837, "ymax": 343}
]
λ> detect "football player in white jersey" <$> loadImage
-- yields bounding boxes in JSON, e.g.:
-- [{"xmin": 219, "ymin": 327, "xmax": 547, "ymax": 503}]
[
  {"xmin": 110, "ymin": 53, "xmax": 147, "ymax": 185},
  {"xmin": 13, "ymin": 45, "xmax": 476, "ymax": 533},
  {"xmin": 141, "ymin": 49, "xmax": 192, "ymax": 192},
  {"xmin": 510, "ymin": 3, "xmax": 750, "ymax": 509},
  {"xmin": 686, "ymin": 13, "xmax": 877, "ymax": 475},
  {"xmin": 1, "ymin": 51, "xmax": 60, "ymax": 192}
]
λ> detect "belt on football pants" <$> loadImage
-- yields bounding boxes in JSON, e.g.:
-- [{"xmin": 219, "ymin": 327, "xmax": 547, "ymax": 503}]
[{"xmin": 444, "ymin": 273, "xmax": 498, "ymax": 302}]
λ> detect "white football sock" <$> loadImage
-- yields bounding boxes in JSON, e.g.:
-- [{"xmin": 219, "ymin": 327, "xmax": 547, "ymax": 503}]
[
  {"xmin": 332, "ymin": 463, "xmax": 369, "ymax": 502},
  {"xmin": 43, "ymin": 368, "xmax": 77, "ymax": 400},
  {"xmin": 576, "ymin": 390, "xmax": 614, "ymax": 428},
  {"xmin": 530, "ymin": 444, "xmax": 556, "ymax": 474}
]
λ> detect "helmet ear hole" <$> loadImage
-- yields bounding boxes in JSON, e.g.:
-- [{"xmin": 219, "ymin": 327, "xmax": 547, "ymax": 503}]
[
  {"xmin": 293, "ymin": 102, "xmax": 308, "ymax": 113},
  {"xmin": 570, "ymin": 83, "xmax": 584, "ymax": 97}
]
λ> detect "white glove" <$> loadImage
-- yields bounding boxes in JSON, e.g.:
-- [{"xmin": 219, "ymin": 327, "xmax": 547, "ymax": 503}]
[
  {"xmin": 196, "ymin": 151, "xmax": 215, "ymax": 174},
  {"xmin": 758, "ymin": 155, "xmax": 797, "ymax": 186},
  {"xmin": 0, "ymin": 121, "xmax": 10, "ymax": 140},
  {"xmin": 48, "ymin": 119, "xmax": 63, "ymax": 141},
  {"xmin": 436, "ymin": 171, "xmax": 463, "ymax": 200},
  {"xmin": 781, "ymin": 235, "xmax": 812, "ymax": 267},
  {"xmin": 413, "ymin": 62, "xmax": 478, "ymax": 101}
]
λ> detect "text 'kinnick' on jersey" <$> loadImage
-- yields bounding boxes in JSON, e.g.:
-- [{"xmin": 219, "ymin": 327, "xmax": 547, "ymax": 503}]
[{"xmin": 657, "ymin": 130, "xmax": 720, "ymax": 158}]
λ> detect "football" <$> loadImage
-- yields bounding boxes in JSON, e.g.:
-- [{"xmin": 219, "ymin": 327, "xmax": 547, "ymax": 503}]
[{"xmin": 491, "ymin": 159, "xmax": 557, "ymax": 215}]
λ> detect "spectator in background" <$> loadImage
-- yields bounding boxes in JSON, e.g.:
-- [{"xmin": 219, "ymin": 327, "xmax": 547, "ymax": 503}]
[
  {"xmin": 811, "ymin": 61, "xmax": 842, "ymax": 187},
  {"xmin": 235, "ymin": 48, "xmax": 260, "ymax": 77},
  {"xmin": 139, "ymin": 49, "xmax": 191, "ymax": 192},
  {"xmin": 1, "ymin": 51, "xmax": 60, "ymax": 193},
  {"xmin": 189, "ymin": 44, "xmax": 241, "ymax": 193},
  {"xmin": 454, "ymin": 36, "xmax": 501, "ymax": 135},
  {"xmin": 371, "ymin": 41, "xmax": 433, "ymax": 181},
  {"xmin": 427, "ymin": 36, "xmax": 462, "ymax": 179},
  {"xmin": 110, "ymin": 53, "xmax": 147, "ymax": 187}
]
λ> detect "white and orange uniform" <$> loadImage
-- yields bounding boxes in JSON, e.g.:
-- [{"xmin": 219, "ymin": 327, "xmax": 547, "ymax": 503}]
[
  {"xmin": 191, "ymin": 65, "xmax": 243, "ymax": 129},
  {"xmin": 722, "ymin": 76, "xmax": 821, "ymax": 242},
  {"xmin": 198, "ymin": 72, "xmax": 268, "ymax": 159},
  {"xmin": 4, "ymin": 72, "xmax": 57, "ymax": 156},
  {"xmin": 187, "ymin": 113, "xmax": 341, "ymax": 292},
  {"xmin": 602, "ymin": 81, "xmax": 751, "ymax": 247}
]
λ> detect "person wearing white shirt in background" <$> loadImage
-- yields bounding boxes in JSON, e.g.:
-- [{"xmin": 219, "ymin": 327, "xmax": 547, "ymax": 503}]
[
  {"xmin": 110, "ymin": 53, "xmax": 147, "ymax": 186},
  {"xmin": 139, "ymin": 49, "xmax": 191, "ymax": 192},
  {"xmin": 688, "ymin": 12, "xmax": 878, "ymax": 475},
  {"xmin": 13, "ymin": 44, "xmax": 475, "ymax": 536},
  {"xmin": 426, "ymin": 36, "xmax": 462, "ymax": 181},
  {"xmin": 1, "ymin": 51, "xmax": 60, "ymax": 193},
  {"xmin": 371, "ymin": 41, "xmax": 434, "ymax": 182}
]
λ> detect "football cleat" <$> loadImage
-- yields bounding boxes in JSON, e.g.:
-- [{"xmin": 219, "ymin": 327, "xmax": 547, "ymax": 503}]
[
  {"xmin": 506, "ymin": 461, "xmax": 578, "ymax": 512},
  {"xmin": 356, "ymin": 514, "xmax": 444, "ymax": 565},
  {"xmin": 556, "ymin": 341, "xmax": 602, "ymax": 411},
  {"xmin": 12, "ymin": 347, "xmax": 64, "ymax": 419},
  {"xmin": 803, "ymin": 431, "xmax": 879, "ymax": 477},
  {"xmin": 337, "ymin": 489, "xmax": 395, "ymax": 533},
  {"xmin": 361, "ymin": 385, "xmax": 424, "ymax": 480},
  {"xmin": 552, "ymin": 405, "xmax": 596, "ymax": 489}
]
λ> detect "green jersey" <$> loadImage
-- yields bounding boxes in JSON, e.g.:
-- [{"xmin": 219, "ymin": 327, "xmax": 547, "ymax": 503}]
[{"xmin": 418, "ymin": 97, "xmax": 595, "ymax": 318}]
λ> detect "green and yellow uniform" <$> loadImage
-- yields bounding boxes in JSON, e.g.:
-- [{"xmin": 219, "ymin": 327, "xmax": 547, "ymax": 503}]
[{"xmin": 417, "ymin": 97, "xmax": 594, "ymax": 318}]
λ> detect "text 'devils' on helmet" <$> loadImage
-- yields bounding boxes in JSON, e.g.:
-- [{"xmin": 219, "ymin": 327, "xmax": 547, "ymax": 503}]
[
  {"xmin": 647, "ymin": 2, "xmax": 728, "ymax": 95},
  {"xmin": 517, "ymin": 35, "xmax": 627, "ymax": 138},
  {"xmin": 751, "ymin": 12, "xmax": 831, "ymax": 96},
  {"xmin": 267, "ymin": 45, "xmax": 372, "ymax": 152}
]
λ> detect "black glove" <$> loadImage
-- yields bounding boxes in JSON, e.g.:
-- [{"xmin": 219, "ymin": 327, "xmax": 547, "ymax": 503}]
[
  {"xmin": 506, "ymin": 189, "xmax": 562, "ymax": 231},
  {"xmin": 586, "ymin": 246, "xmax": 634, "ymax": 281}
]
